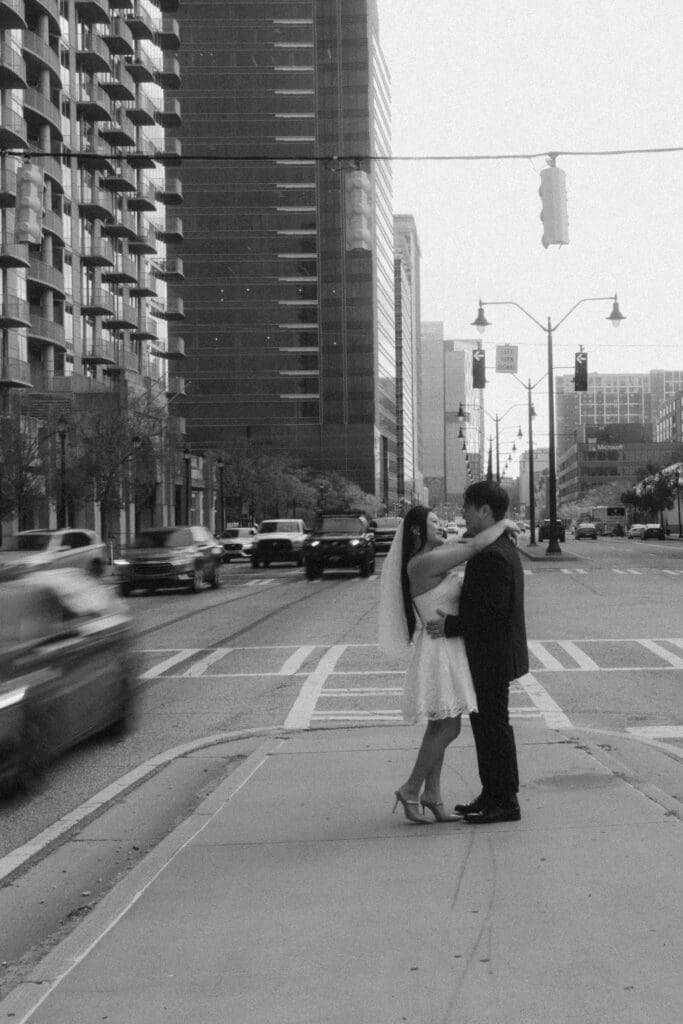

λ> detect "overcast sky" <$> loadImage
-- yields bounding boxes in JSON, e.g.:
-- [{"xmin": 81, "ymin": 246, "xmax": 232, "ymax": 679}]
[{"xmin": 376, "ymin": 0, "xmax": 683, "ymax": 462}]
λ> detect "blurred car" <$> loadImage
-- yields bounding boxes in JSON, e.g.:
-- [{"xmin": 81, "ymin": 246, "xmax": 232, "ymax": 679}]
[
  {"xmin": 628, "ymin": 522, "xmax": 665, "ymax": 540},
  {"xmin": 0, "ymin": 529, "xmax": 107, "ymax": 581},
  {"xmin": 0, "ymin": 569, "xmax": 136, "ymax": 792},
  {"xmin": 446, "ymin": 518, "xmax": 467, "ymax": 539},
  {"xmin": 538, "ymin": 519, "xmax": 566, "ymax": 542},
  {"xmin": 303, "ymin": 513, "xmax": 376, "ymax": 579},
  {"xmin": 251, "ymin": 519, "xmax": 308, "ymax": 568},
  {"xmin": 116, "ymin": 526, "xmax": 223, "ymax": 595},
  {"xmin": 574, "ymin": 522, "xmax": 598, "ymax": 540},
  {"xmin": 369, "ymin": 516, "xmax": 403, "ymax": 553},
  {"xmin": 218, "ymin": 526, "xmax": 256, "ymax": 562}
]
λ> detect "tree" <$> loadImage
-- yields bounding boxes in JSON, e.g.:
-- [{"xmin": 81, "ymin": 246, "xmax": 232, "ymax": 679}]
[{"xmin": 0, "ymin": 414, "xmax": 47, "ymax": 531}]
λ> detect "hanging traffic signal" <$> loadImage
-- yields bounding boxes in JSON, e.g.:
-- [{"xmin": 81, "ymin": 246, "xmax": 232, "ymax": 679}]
[
  {"xmin": 15, "ymin": 163, "xmax": 44, "ymax": 245},
  {"xmin": 539, "ymin": 164, "xmax": 569, "ymax": 249},
  {"xmin": 574, "ymin": 350, "xmax": 588, "ymax": 391},
  {"xmin": 472, "ymin": 347, "xmax": 486, "ymax": 388}
]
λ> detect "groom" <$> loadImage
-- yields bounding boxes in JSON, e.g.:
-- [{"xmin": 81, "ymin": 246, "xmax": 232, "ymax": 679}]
[{"xmin": 427, "ymin": 481, "xmax": 528, "ymax": 823}]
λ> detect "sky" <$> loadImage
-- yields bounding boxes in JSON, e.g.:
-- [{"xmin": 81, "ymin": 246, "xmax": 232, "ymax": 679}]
[{"xmin": 375, "ymin": 0, "xmax": 683, "ymax": 470}]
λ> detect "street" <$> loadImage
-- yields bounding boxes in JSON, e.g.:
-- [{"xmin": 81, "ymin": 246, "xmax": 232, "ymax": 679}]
[{"xmin": 1, "ymin": 538, "xmax": 682, "ymax": 1002}]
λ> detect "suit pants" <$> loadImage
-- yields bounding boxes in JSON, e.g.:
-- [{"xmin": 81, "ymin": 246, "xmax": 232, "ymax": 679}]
[{"xmin": 470, "ymin": 678, "xmax": 519, "ymax": 806}]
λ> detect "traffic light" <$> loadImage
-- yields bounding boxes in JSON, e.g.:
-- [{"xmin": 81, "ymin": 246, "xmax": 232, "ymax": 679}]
[
  {"xmin": 539, "ymin": 164, "xmax": 569, "ymax": 249},
  {"xmin": 472, "ymin": 347, "xmax": 486, "ymax": 389},
  {"xmin": 15, "ymin": 163, "xmax": 44, "ymax": 245},
  {"xmin": 574, "ymin": 350, "xmax": 588, "ymax": 391}
]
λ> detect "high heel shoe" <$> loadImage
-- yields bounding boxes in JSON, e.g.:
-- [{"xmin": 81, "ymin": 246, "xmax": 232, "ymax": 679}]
[
  {"xmin": 420, "ymin": 799, "xmax": 459, "ymax": 823},
  {"xmin": 393, "ymin": 789, "xmax": 430, "ymax": 824}
]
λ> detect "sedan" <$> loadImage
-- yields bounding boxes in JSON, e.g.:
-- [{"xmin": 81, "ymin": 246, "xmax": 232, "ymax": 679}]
[
  {"xmin": 627, "ymin": 523, "xmax": 665, "ymax": 540},
  {"xmin": 0, "ymin": 529, "xmax": 107, "ymax": 581},
  {"xmin": 574, "ymin": 522, "xmax": 597, "ymax": 540},
  {"xmin": 0, "ymin": 569, "xmax": 136, "ymax": 792},
  {"xmin": 218, "ymin": 526, "xmax": 256, "ymax": 562}
]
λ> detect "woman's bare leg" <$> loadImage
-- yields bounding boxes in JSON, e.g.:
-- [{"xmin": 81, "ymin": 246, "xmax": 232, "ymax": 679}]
[{"xmin": 397, "ymin": 717, "xmax": 462, "ymax": 803}]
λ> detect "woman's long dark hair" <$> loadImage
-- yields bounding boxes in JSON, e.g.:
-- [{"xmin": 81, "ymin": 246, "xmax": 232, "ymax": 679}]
[{"xmin": 400, "ymin": 506, "xmax": 431, "ymax": 642}]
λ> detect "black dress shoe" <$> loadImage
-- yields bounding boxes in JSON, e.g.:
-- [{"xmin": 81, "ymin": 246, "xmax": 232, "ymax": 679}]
[
  {"xmin": 454, "ymin": 794, "xmax": 487, "ymax": 815},
  {"xmin": 463, "ymin": 804, "xmax": 521, "ymax": 824}
]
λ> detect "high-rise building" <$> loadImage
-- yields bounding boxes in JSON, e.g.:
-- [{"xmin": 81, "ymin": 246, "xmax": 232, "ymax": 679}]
[
  {"xmin": 0, "ymin": 0, "xmax": 185, "ymax": 541},
  {"xmin": 393, "ymin": 214, "xmax": 421, "ymax": 505},
  {"xmin": 176, "ymin": 0, "xmax": 395, "ymax": 500}
]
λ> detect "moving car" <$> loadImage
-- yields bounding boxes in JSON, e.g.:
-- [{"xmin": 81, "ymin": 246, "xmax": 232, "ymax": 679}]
[
  {"xmin": 538, "ymin": 519, "xmax": 566, "ymax": 542},
  {"xmin": 251, "ymin": 519, "xmax": 308, "ymax": 568},
  {"xmin": 369, "ymin": 516, "xmax": 402, "ymax": 553},
  {"xmin": 628, "ymin": 522, "xmax": 665, "ymax": 540},
  {"xmin": 303, "ymin": 512, "xmax": 376, "ymax": 579},
  {"xmin": 116, "ymin": 526, "xmax": 223, "ymax": 595},
  {"xmin": 0, "ymin": 529, "xmax": 107, "ymax": 580},
  {"xmin": 218, "ymin": 526, "xmax": 256, "ymax": 562},
  {"xmin": 446, "ymin": 518, "xmax": 467, "ymax": 539},
  {"xmin": 574, "ymin": 522, "xmax": 597, "ymax": 540},
  {"xmin": 0, "ymin": 569, "xmax": 136, "ymax": 792}
]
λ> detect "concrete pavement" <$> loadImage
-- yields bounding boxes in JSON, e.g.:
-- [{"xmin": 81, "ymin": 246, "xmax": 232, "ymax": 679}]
[{"xmin": 1, "ymin": 717, "xmax": 681, "ymax": 1024}]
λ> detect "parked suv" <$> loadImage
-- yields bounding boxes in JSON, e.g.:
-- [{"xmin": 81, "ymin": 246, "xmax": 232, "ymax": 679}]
[
  {"xmin": 538, "ymin": 519, "xmax": 566, "ymax": 543},
  {"xmin": 251, "ymin": 519, "xmax": 308, "ymax": 568},
  {"xmin": 116, "ymin": 526, "xmax": 223, "ymax": 595},
  {"xmin": 303, "ymin": 512, "xmax": 376, "ymax": 579},
  {"xmin": 369, "ymin": 516, "xmax": 403, "ymax": 554},
  {"xmin": 218, "ymin": 526, "xmax": 256, "ymax": 562}
]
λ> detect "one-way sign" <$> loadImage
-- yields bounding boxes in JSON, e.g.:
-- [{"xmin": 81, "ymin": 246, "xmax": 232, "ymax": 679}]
[
  {"xmin": 574, "ymin": 350, "xmax": 588, "ymax": 391},
  {"xmin": 473, "ymin": 347, "xmax": 486, "ymax": 388}
]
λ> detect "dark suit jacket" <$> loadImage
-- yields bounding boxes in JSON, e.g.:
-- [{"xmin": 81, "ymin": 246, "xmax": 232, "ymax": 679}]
[{"xmin": 443, "ymin": 534, "xmax": 529, "ymax": 689}]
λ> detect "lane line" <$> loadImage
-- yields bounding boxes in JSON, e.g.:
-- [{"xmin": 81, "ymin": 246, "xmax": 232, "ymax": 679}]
[
  {"xmin": 278, "ymin": 645, "xmax": 317, "ymax": 675},
  {"xmin": 140, "ymin": 649, "xmax": 200, "ymax": 679},
  {"xmin": 636, "ymin": 639, "xmax": 683, "ymax": 668},
  {"xmin": 183, "ymin": 648, "xmax": 232, "ymax": 677},
  {"xmin": 516, "ymin": 672, "xmax": 573, "ymax": 729},
  {"xmin": 283, "ymin": 645, "xmax": 347, "ymax": 729}
]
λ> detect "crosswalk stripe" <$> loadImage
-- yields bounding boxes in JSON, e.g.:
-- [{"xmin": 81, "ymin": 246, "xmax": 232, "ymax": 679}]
[
  {"xmin": 140, "ymin": 648, "xmax": 200, "ymax": 679},
  {"xmin": 527, "ymin": 640, "xmax": 564, "ymax": 671},
  {"xmin": 557, "ymin": 640, "xmax": 599, "ymax": 670},
  {"xmin": 184, "ymin": 648, "xmax": 232, "ymax": 677},
  {"xmin": 636, "ymin": 639, "xmax": 683, "ymax": 668}
]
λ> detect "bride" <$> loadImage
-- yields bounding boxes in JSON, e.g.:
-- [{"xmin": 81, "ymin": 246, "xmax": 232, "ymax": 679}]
[{"xmin": 378, "ymin": 505, "xmax": 517, "ymax": 823}]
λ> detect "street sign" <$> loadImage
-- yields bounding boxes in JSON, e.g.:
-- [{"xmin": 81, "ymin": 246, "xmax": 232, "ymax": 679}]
[
  {"xmin": 495, "ymin": 344, "xmax": 518, "ymax": 374},
  {"xmin": 472, "ymin": 347, "xmax": 486, "ymax": 388}
]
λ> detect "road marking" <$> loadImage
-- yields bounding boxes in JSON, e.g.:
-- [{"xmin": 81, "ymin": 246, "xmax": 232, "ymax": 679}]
[
  {"xmin": 557, "ymin": 640, "xmax": 599, "ymax": 670},
  {"xmin": 244, "ymin": 579, "xmax": 280, "ymax": 586},
  {"xmin": 140, "ymin": 649, "xmax": 200, "ymax": 679},
  {"xmin": 184, "ymin": 648, "xmax": 232, "ymax": 677},
  {"xmin": 527, "ymin": 640, "xmax": 565, "ymax": 671},
  {"xmin": 636, "ymin": 639, "xmax": 683, "ymax": 668},
  {"xmin": 516, "ymin": 672, "xmax": 573, "ymax": 729},
  {"xmin": 627, "ymin": 726, "xmax": 683, "ymax": 738},
  {"xmin": 284, "ymin": 645, "xmax": 347, "ymax": 729},
  {"xmin": 278, "ymin": 645, "xmax": 317, "ymax": 675}
]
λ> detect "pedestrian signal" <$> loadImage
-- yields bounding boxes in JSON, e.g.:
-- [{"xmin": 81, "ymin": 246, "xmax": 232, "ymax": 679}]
[
  {"xmin": 472, "ymin": 347, "xmax": 486, "ymax": 389},
  {"xmin": 539, "ymin": 164, "xmax": 569, "ymax": 249},
  {"xmin": 574, "ymin": 350, "xmax": 588, "ymax": 391},
  {"xmin": 15, "ymin": 163, "xmax": 44, "ymax": 245}
]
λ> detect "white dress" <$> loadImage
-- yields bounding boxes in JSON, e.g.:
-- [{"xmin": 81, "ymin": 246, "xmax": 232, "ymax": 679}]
[{"xmin": 401, "ymin": 573, "xmax": 478, "ymax": 724}]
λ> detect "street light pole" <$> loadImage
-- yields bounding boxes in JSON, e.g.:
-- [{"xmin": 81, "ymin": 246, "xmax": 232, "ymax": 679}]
[
  {"xmin": 527, "ymin": 386, "xmax": 537, "ymax": 546},
  {"xmin": 676, "ymin": 469, "xmax": 682, "ymax": 539},
  {"xmin": 57, "ymin": 415, "xmax": 67, "ymax": 528},
  {"xmin": 183, "ymin": 447, "xmax": 191, "ymax": 524},
  {"xmin": 217, "ymin": 457, "xmax": 225, "ymax": 535}
]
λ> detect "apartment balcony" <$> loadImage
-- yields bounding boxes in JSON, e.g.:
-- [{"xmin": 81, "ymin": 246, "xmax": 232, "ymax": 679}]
[
  {"xmin": 0, "ymin": 356, "xmax": 32, "ymax": 389},
  {"xmin": 81, "ymin": 336, "xmax": 117, "ymax": 366},
  {"xmin": 127, "ymin": 179, "xmax": 157, "ymax": 211},
  {"xmin": 125, "ymin": 51, "xmax": 157, "ymax": 84},
  {"xmin": 154, "ymin": 55, "xmax": 180, "ymax": 89},
  {"xmin": 166, "ymin": 373, "xmax": 185, "ymax": 398},
  {"xmin": 81, "ymin": 288, "xmax": 115, "ymax": 316},
  {"xmin": 101, "ymin": 253, "xmax": 137, "ymax": 283},
  {"xmin": 74, "ymin": 0, "xmax": 110, "ymax": 26},
  {"xmin": 101, "ymin": 163, "xmax": 137, "ymax": 192},
  {"xmin": 28, "ymin": 257, "xmax": 66, "ymax": 297},
  {"xmin": 76, "ymin": 81, "xmax": 112, "ymax": 122},
  {"xmin": 24, "ymin": 87, "xmax": 63, "ymax": 137},
  {"xmin": 151, "ymin": 295, "xmax": 184, "ymax": 321},
  {"xmin": 156, "ymin": 216, "xmax": 182, "ymax": 243},
  {"xmin": 0, "ymin": 0, "xmax": 26, "ymax": 31},
  {"xmin": 129, "ymin": 270, "xmax": 157, "ymax": 297},
  {"xmin": 154, "ymin": 137, "xmax": 181, "ymax": 166},
  {"xmin": 75, "ymin": 30, "xmax": 110, "ymax": 74},
  {"xmin": 151, "ymin": 335, "xmax": 184, "ymax": 360},
  {"xmin": 22, "ymin": 31, "xmax": 60, "ymax": 80},
  {"xmin": 155, "ymin": 176, "xmax": 182, "ymax": 205},
  {"xmin": 100, "ymin": 66, "xmax": 136, "ymax": 102},
  {"xmin": 42, "ymin": 208, "xmax": 65, "ymax": 241},
  {"xmin": 125, "ymin": 91, "xmax": 157, "ymax": 126},
  {"xmin": 127, "ymin": 132, "xmax": 157, "ymax": 168},
  {"xmin": 0, "ymin": 40, "xmax": 26, "ymax": 89},
  {"xmin": 0, "ymin": 242, "xmax": 29, "ymax": 269},
  {"xmin": 0, "ymin": 102, "xmax": 28, "ymax": 148},
  {"xmin": 103, "ymin": 300, "xmax": 137, "ymax": 330},
  {"xmin": 125, "ymin": 5, "xmax": 155, "ymax": 41},
  {"xmin": 103, "ymin": 16, "xmax": 134, "ymax": 56},
  {"xmin": 38, "ymin": 153, "xmax": 63, "ymax": 190},
  {"xmin": 131, "ymin": 316, "xmax": 158, "ymax": 341},
  {"xmin": 153, "ymin": 256, "xmax": 184, "ymax": 282},
  {"xmin": 0, "ymin": 294, "xmax": 31, "ymax": 328},
  {"xmin": 100, "ymin": 207, "xmax": 136, "ymax": 239},
  {"xmin": 99, "ymin": 118, "xmax": 136, "ymax": 148},
  {"xmin": 28, "ymin": 313, "xmax": 66, "ymax": 350},
  {"xmin": 155, "ymin": 96, "xmax": 181, "ymax": 128},
  {"xmin": 156, "ymin": 17, "xmax": 179, "ymax": 50},
  {"xmin": 0, "ymin": 165, "xmax": 17, "ymax": 206},
  {"xmin": 80, "ymin": 237, "xmax": 115, "ymax": 267},
  {"xmin": 128, "ymin": 224, "xmax": 157, "ymax": 253},
  {"xmin": 30, "ymin": 0, "xmax": 59, "ymax": 23},
  {"xmin": 77, "ymin": 184, "xmax": 115, "ymax": 222},
  {"xmin": 76, "ymin": 133, "xmax": 115, "ymax": 173}
]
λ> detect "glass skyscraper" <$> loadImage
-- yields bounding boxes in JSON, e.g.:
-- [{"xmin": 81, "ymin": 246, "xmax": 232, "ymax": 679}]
[{"xmin": 175, "ymin": 0, "xmax": 395, "ymax": 498}]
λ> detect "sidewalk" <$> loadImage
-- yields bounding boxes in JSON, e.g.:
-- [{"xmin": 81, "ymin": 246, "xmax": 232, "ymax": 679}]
[{"xmin": 2, "ymin": 718, "xmax": 681, "ymax": 1024}]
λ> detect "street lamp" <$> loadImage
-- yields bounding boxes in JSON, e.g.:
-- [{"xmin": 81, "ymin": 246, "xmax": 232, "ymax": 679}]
[
  {"xmin": 57, "ymin": 415, "xmax": 68, "ymax": 528},
  {"xmin": 675, "ymin": 468, "xmax": 682, "ymax": 539},
  {"xmin": 217, "ymin": 456, "xmax": 225, "ymax": 535},
  {"xmin": 472, "ymin": 294, "xmax": 625, "ymax": 555},
  {"xmin": 183, "ymin": 446, "xmax": 191, "ymax": 524}
]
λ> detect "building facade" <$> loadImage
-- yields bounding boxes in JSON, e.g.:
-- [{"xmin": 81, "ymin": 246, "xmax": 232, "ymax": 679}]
[
  {"xmin": 393, "ymin": 213, "xmax": 421, "ymax": 506},
  {"xmin": 0, "ymin": 0, "xmax": 187, "ymax": 545},
  {"xmin": 175, "ymin": 0, "xmax": 395, "ymax": 501}
]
